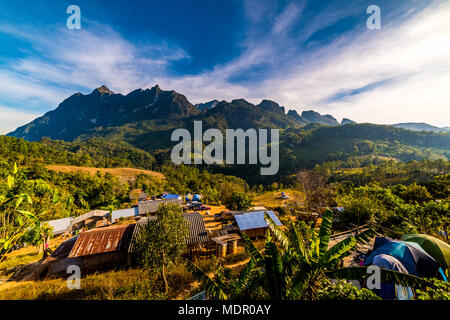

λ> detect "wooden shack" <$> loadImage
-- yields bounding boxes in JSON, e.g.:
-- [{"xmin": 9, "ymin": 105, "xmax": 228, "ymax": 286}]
[
  {"xmin": 44, "ymin": 224, "xmax": 135, "ymax": 275},
  {"xmin": 234, "ymin": 210, "xmax": 282, "ymax": 239},
  {"xmin": 211, "ymin": 233, "xmax": 241, "ymax": 258}
]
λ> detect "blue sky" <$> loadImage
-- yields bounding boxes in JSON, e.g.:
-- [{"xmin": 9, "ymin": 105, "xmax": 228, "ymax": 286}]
[{"xmin": 0, "ymin": 0, "xmax": 449, "ymax": 133}]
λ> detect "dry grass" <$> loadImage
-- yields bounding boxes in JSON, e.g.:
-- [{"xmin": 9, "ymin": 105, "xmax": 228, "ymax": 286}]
[
  {"xmin": 251, "ymin": 188, "xmax": 305, "ymax": 208},
  {"xmin": 0, "ymin": 237, "xmax": 66, "ymax": 278},
  {"xmin": 195, "ymin": 205, "xmax": 227, "ymax": 230},
  {"xmin": 0, "ymin": 256, "xmax": 224, "ymax": 300},
  {"xmin": 0, "ymin": 268, "xmax": 158, "ymax": 300},
  {"xmin": 46, "ymin": 165, "xmax": 165, "ymax": 182}
]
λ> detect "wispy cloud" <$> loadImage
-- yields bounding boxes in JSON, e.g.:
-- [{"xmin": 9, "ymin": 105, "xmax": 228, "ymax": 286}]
[{"xmin": 159, "ymin": 0, "xmax": 450, "ymax": 126}]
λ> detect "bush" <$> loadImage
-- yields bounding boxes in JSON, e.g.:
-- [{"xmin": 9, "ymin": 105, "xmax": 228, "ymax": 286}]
[
  {"xmin": 317, "ymin": 280, "xmax": 381, "ymax": 300},
  {"xmin": 224, "ymin": 191, "xmax": 252, "ymax": 211},
  {"xmin": 415, "ymin": 278, "xmax": 450, "ymax": 300}
]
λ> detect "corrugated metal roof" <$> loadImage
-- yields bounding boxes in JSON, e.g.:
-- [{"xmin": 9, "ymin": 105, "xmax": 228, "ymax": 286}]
[
  {"xmin": 129, "ymin": 213, "xmax": 208, "ymax": 251},
  {"xmin": 68, "ymin": 224, "xmax": 135, "ymax": 258},
  {"xmin": 234, "ymin": 211, "xmax": 282, "ymax": 231},
  {"xmin": 137, "ymin": 198, "xmax": 182, "ymax": 215},
  {"xmin": 211, "ymin": 233, "xmax": 241, "ymax": 244},
  {"xmin": 42, "ymin": 217, "xmax": 74, "ymax": 235},
  {"xmin": 111, "ymin": 207, "xmax": 139, "ymax": 222},
  {"xmin": 71, "ymin": 210, "xmax": 110, "ymax": 225},
  {"xmin": 183, "ymin": 212, "xmax": 208, "ymax": 246}
]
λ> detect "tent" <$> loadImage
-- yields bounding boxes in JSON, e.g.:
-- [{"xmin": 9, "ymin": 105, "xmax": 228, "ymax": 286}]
[
  {"xmin": 364, "ymin": 237, "xmax": 441, "ymax": 278},
  {"xmin": 192, "ymin": 194, "xmax": 201, "ymax": 202},
  {"xmin": 371, "ymin": 254, "xmax": 415, "ymax": 300},
  {"xmin": 401, "ymin": 234, "xmax": 450, "ymax": 272}
]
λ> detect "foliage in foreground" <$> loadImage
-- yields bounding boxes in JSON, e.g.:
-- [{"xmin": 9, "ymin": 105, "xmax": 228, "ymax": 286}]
[
  {"xmin": 188, "ymin": 209, "xmax": 429, "ymax": 300},
  {"xmin": 415, "ymin": 278, "xmax": 450, "ymax": 300}
]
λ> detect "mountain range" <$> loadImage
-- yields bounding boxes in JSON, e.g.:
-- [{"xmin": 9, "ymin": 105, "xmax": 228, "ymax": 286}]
[
  {"xmin": 5, "ymin": 85, "xmax": 450, "ymax": 184},
  {"xmin": 8, "ymin": 85, "xmax": 449, "ymax": 142}
]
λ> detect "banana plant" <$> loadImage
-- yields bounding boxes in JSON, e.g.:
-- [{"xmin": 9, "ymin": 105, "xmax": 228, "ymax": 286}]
[
  {"xmin": 0, "ymin": 164, "xmax": 35, "ymax": 262},
  {"xmin": 0, "ymin": 164, "xmax": 64, "ymax": 262},
  {"xmin": 259, "ymin": 209, "xmax": 430, "ymax": 299}
]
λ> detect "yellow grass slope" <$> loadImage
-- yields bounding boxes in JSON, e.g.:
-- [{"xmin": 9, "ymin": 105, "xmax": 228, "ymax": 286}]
[{"xmin": 46, "ymin": 165, "xmax": 165, "ymax": 182}]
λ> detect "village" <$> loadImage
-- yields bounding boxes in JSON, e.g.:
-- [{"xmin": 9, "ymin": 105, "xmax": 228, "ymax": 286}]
[
  {"xmin": 1, "ymin": 181, "xmax": 448, "ymax": 301},
  {"xmin": 6, "ymin": 189, "xmax": 296, "ymax": 284}
]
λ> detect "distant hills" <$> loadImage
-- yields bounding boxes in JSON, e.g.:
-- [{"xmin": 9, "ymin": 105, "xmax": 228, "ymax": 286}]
[{"xmin": 392, "ymin": 123, "xmax": 450, "ymax": 133}]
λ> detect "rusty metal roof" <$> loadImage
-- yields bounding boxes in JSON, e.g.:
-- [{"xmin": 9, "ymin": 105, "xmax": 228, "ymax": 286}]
[{"xmin": 68, "ymin": 224, "xmax": 135, "ymax": 258}]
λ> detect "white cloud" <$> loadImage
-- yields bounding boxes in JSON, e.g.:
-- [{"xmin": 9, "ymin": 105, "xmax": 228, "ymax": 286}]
[{"xmin": 0, "ymin": 105, "xmax": 41, "ymax": 135}]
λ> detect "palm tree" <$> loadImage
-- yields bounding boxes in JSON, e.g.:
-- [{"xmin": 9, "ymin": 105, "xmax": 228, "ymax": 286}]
[{"xmin": 188, "ymin": 209, "xmax": 430, "ymax": 300}]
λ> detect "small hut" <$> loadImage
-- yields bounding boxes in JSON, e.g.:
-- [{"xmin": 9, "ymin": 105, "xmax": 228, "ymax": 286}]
[
  {"xmin": 234, "ymin": 211, "xmax": 282, "ymax": 238},
  {"xmin": 67, "ymin": 224, "xmax": 135, "ymax": 273},
  {"xmin": 129, "ymin": 189, "xmax": 148, "ymax": 202}
]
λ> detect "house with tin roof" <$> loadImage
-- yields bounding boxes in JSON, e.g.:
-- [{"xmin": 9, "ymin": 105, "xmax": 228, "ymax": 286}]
[{"xmin": 233, "ymin": 210, "xmax": 282, "ymax": 238}]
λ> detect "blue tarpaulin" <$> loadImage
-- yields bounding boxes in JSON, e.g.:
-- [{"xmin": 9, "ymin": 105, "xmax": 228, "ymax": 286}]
[{"xmin": 161, "ymin": 194, "xmax": 181, "ymax": 200}]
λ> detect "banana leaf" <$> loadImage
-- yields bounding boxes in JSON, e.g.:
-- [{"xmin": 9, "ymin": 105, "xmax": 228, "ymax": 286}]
[
  {"xmin": 318, "ymin": 209, "xmax": 333, "ymax": 259},
  {"xmin": 265, "ymin": 213, "xmax": 289, "ymax": 251},
  {"xmin": 264, "ymin": 241, "xmax": 285, "ymax": 300}
]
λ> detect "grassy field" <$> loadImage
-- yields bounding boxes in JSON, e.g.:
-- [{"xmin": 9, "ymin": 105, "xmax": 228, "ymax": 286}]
[
  {"xmin": 46, "ymin": 165, "xmax": 165, "ymax": 182},
  {"xmin": 250, "ymin": 188, "xmax": 305, "ymax": 208}
]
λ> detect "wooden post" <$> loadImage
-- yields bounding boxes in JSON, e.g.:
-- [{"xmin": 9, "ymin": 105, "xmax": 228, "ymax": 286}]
[
  {"xmin": 216, "ymin": 243, "xmax": 227, "ymax": 258},
  {"xmin": 227, "ymin": 239, "xmax": 237, "ymax": 255}
]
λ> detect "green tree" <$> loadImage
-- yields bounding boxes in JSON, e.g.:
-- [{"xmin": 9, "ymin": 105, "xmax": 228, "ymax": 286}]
[
  {"xmin": 398, "ymin": 183, "xmax": 433, "ymax": 204},
  {"xmin": 132, "ymin": 203, "xmax": 189, "ymax": 295},
  {"xmin": 224, "ymin": 191, "xmax": 252, "ymax": 211}
]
